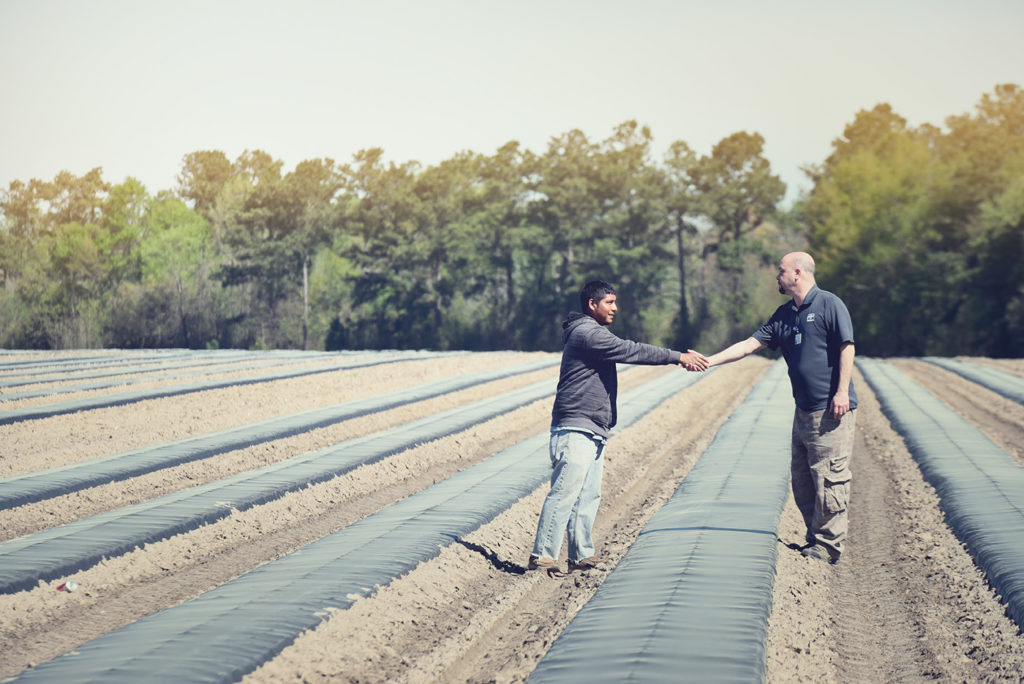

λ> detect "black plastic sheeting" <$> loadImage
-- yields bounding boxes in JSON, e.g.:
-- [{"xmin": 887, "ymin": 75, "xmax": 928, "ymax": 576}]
[
  {"xmin": 0, "ymin": 352, "xmax": 329, "ymax": 397},
  {"xmin": 0, "ymin": 371, "xmax": 559, "ymax": 595},
  {"xmin": 857, "ymin": 358, "xmax": 1024, "ymax": 629},
  {"xmin": 921, "ymin": 356, "xmax": 1024, "ymax": 405},
  {"xmin": 0, "ymin": 350, "xmax": 455, "ymax": 425},
  {"xmin": 0, "ymin": 357, "xmax": 559, "ymax": 510},
  {"xmin": 8, "ymin": 368, "xmax": 705, "ymax": 683},
  {"xmin": 530, "ymin": 361, "xmax": 792, "ymax": 683},
  {"xmin": 0, "ymin": 350, "xmax": 260, "ymax": 387},
  {"xmin": 0, "ymin": 349, "xmax": 366, "ymax": 375},
  {"xmin": 0, "ymin": 350, "xmax": 165, "ymax": 373}
]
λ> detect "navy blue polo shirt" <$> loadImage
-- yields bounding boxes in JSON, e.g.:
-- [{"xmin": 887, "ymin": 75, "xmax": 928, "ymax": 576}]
[{"xmin": 752, "ymin": 285, "xmax": 857, "ymax": 412}]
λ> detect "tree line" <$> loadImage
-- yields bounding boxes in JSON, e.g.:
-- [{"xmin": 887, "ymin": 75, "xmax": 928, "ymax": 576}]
[{"xmin": 1, "ymin": 85, "xmax": 1021, "ymax": 357}]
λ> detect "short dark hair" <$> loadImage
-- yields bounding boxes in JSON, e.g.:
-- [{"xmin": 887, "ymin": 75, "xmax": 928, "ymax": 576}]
[{"xmin": 580, "ymin": 280, "xmax": 615, "ymax": 312}]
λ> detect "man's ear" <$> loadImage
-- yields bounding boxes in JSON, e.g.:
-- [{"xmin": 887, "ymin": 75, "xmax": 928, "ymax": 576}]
[{"xmin": 586, "ymin": 298, "xmax": 597, "ymax": 313}]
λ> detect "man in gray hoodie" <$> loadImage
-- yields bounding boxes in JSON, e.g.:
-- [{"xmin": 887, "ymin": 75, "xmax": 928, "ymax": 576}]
[{"xmin": 529, "ymin": 280, "xmax": 708, "ymax": 573}]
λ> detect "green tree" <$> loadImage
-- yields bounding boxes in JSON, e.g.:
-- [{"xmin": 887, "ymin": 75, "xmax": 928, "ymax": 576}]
[
  {"xmin": 3, "ymin": 169, "xmax": 115, "ymax": 348},
  {"xmin": 801, "ymin": 105, "xmax": 953, "ymax": 354},
  {"xmin": 279, "ymin": 158, "xmax": 343, "ymax": 348},
  {"xmin": 945, "ymin": 84, "xmax": 1024, "ymax": 356},
  {"xmin": 195, "ymin": 150, "xmax": 342, "ymax": 349},
  {"xmin": 525, "ymin": 130, "xmax": 603, "ymax": 346},
  {"xmin": 690, "ymin": 132, "xmax": 786, "ymax": 245},
  {"xmin": 800, "ymin": 87, "xmax": 1024, "ymax": 357},
  {"xmin": 663, "ymin": 140, "xmax": 701, "ymax": 346},
  {"xmin": 101, "ymin": 178, "xmax": 150, "ymax": 283},
  {"xmin": 0, "ymin": 178, "xmax": 47, "ymax": 282},
  {"xmin": 585, "ymin": 121, "xmax": 674, "ymax": 346},
  {"xmin": 37, "ymin": 168, "xmax": 109, "ymax": 227},
  {"xmin": 336, "ymin": 149, "xmax": 426, "ymax": 349},
  {"xmin": 967, "ymin": 174, "xmax": 1024, "ymax": 356},
  {"xmin": 412, "ymin": 151, "xmax": 486, "ymax": 347},
  {"xmin": 470, "ymin": 141, "xmax": 537, "ymax": 347},
  {"xmin": 131, "ymin": 195, "xmax": 218, "ymax": 347},
  {"xmin": 665, "ymin": 131, "xmax": 786, "ymax": 349},
  {"xmin": 44, "ymin": 220, "xmax": 110, "ymax": 347},
  {"xmin": 177, "ymin": 150, "xmax": 235, "ymax": 219}
]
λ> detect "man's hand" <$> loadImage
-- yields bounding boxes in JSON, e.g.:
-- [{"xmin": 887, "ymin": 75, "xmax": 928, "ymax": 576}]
[
  {"xmin": 830, "ymin": 389, "xmax": 851, "ymax": 419},
  {"xmin": 680, "ymin": 349, "xmax": 709, "ymax": 372}
]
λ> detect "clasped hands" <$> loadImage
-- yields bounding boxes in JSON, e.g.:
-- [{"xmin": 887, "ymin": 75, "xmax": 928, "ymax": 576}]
[{"xmin": 680, "ymin": 349, "xmax": 710, "ymax": 372}]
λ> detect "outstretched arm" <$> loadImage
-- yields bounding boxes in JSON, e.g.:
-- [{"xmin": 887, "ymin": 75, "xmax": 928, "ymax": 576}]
[{"xmin": 706, "ymin": 337, "xmax": 765, "ymax": 367}]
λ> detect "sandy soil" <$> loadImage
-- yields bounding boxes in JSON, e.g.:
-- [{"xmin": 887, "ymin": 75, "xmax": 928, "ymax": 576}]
[{"xmin": 1, "ymin": 352, "xmax": 1023, "ymax": 682}]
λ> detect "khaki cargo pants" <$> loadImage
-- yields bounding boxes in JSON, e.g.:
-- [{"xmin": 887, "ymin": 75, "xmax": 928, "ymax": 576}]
[{"xmin": 791, "ymin": 406, "xmax": 855, "ymax": 560}]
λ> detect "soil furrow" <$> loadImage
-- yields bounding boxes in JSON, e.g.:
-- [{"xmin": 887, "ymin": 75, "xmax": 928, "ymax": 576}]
[
  {"xmin": 1, "ymin": 353, "xmax": 543, "ymax": 476},
  {"xmin": 853, "ymin": 375, "xmax": 1024, "ymax": 682},
  {"xmin": 0, "ymin": 363, "xmax": 666, "ymax": 678},
  {"xmin": 0, "ymin": 387, "xmax": 553, "ymax": 676},
  {"xmin": 242, "ymin": 361, "xmax": 768, "ymax": 683},
  {"xmin": 4, "ymin": 353, "xmax": 1024, "ymax": 683},
  {"xmin": 831, "ymin": 429, "xmax": 932, "ymax": 683},
  {"xmin": 0, "ymin": 366, "xmax": 557, "ymax": 541},
  {"xmin": 765, "ymin": 368, "xmax": 1024, "ymax": 682},
  {"xmin": 891, "ymin": 358, "xmax": 1024, "ymax": 463}
]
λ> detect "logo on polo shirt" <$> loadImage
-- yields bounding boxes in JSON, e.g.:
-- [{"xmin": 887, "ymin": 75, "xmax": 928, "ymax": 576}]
[{"xmin": 806, "ymin": 313, "xmax": 816, "ymax": 323}]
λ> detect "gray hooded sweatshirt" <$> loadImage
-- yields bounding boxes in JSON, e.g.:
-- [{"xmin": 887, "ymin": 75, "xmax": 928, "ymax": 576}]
[{"xmin": 550, "ymin": 312, "xmax": 683, "ymax": 438}]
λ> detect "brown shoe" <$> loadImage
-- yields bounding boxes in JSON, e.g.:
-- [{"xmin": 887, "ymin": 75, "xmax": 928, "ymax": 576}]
[
  {"xmin": 527, "ymin": 555, "xmax": 557, "ymax": 571},
  {"xmin": 568, "ymin": 556, "xmax": 608, "ymax": 572}
]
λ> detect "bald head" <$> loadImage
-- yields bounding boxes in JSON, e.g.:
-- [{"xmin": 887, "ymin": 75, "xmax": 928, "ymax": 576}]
[
  {"xmin": 777, "ymin": 251, "xmax": 817, "ymax": 303},
  {"xmin": 784, "ymin": 251, "xmax": 816, "ymax": 276}
]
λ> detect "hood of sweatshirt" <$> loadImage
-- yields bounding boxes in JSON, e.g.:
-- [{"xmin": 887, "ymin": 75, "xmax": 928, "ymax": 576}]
[{"xmin": 561, "ymin": 311, "xmax": 594, "ymax": 344}]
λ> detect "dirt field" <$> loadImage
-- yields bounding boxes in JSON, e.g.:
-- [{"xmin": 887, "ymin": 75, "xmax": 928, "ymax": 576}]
[{"xmin": 1, "ymin": 351, "xmax": 1023, "ymax": 682}]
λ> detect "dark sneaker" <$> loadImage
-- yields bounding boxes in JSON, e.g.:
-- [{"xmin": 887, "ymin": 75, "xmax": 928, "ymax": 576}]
[
  {"xmin": 568, "ymin": 556, "xmax": 608, "ymax": 572},
  {"xmin": 801, "ymin": 544, "xmax": 839, "ymax": 564},
  {"xmin": 527, "ymin": 556, "xmax": 557, "ymax": 571}
]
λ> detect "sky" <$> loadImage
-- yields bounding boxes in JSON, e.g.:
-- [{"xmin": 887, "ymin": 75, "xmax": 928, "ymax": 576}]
[{"xmin": 1, "ymin": 0, "xmax": 1022, "ymax": 206}]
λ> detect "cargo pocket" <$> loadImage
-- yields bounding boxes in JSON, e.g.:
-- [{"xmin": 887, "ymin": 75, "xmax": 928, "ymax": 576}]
[
  {"xmin": 829, "ymin": 451, "xmax": 849, "ymax": 475},
  {"xmin": 823, "ymin": 475, "xmax": 850, "ymax": 514}
]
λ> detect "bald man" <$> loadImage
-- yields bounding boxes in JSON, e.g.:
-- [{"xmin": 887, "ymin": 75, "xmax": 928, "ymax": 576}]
[{"xmin": 706, "ymin": 251, "xmax": 856, "ymax": 563}]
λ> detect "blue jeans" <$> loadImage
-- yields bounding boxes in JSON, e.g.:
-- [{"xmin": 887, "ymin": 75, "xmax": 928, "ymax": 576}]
[{"xmin": 532, "ymin": 428, "xmax": 606, "ymax": 563}]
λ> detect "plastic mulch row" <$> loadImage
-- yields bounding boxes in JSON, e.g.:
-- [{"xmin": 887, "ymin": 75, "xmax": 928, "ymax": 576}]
[
  {"xmin": 858, "ymin": 357, "xmax": 1024, "ymax": 629},
  {"xmin": 9, "ymin": 367, "xmax": 708, "ymax": 683},
  {"xmin": 530, "ymin": 360, "xmax": 792, "ymax": 683},
  {"xmin": 0, "ymin": 356, "xmax": 558, "ymax": 510}
]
